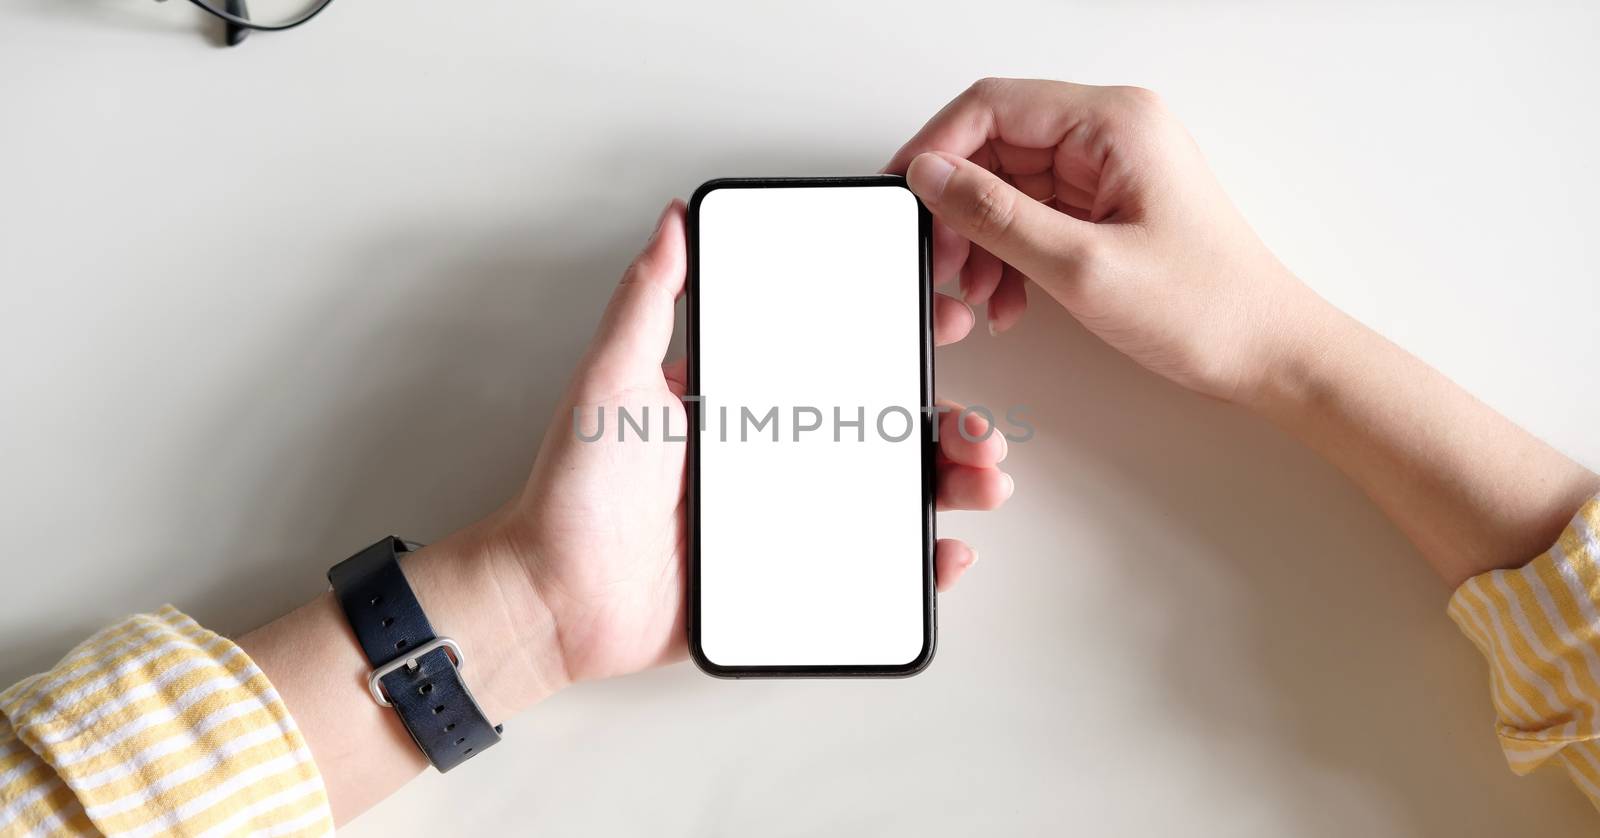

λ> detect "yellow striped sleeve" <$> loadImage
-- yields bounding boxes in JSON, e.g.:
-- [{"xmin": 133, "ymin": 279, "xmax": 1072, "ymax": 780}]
[
  {"xmin": 0, "ymin": 606, "xmax": 333, "ymax": 837},
  {"xmin": 1448, "ymin": 495, "xmax": 1600, "ymax": 810}
]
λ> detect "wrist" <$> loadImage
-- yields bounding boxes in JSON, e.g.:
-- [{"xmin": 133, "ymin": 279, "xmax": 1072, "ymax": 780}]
[
  {"xmin": 400, "ymin": 515, "xmax": 570, "ymax": 723},
  {"xmin": 1239, "ymin": 284, "xmax": 1364, "ymax": 425}
]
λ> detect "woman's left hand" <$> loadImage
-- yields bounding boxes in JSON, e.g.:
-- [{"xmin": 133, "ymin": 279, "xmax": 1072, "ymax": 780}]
[{"xmin": 487, "ymin": 200, "xmax": 1012, "ymax": 686}]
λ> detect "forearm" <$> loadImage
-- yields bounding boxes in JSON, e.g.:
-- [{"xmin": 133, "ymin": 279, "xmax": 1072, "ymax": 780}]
[
  {"xmin": 1251, "ymin": 296, "xmax": 1600, "ymax": 587},
  {"xmin": 237, "ymin": 512, "xmax": 568, "ymax": 825}
]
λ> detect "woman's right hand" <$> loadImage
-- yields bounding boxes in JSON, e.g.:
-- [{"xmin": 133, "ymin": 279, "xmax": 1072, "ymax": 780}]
[{"xmin": 888, "ymin": 78, "xmax": 1336, "ymax": 406}]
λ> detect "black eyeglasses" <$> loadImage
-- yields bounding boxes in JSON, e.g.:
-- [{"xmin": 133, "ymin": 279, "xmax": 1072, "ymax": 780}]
[{"xmin": 157, "ymin": 0, "xmax": 338, "ymax": 46}]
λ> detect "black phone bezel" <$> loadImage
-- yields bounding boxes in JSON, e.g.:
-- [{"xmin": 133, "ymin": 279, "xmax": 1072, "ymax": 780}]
[{"xmin": 685, "ymin": 175, "xmax": 937, "ymax": 679}]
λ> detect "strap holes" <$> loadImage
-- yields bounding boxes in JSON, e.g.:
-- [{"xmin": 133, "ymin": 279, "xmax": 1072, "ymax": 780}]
[
  {"xmin": 418, "ymin": 683, "xmax": 433, "ymax": 696},
  {"xmin": 444, "ymin": 723, "xmax": 455, "ymax": 731},
  {"xmin": 381, "ymin": 617, "xmax": 395, "ymax": 628},
  {"xmin": 464, "ymin": 747, "xmax": 473, "ymax": 755},
  {"xmin": 454, "ymin": 737, "xmax": 466, "ymax": 745},
  {"xmin": 369, "ymin": 595, "xmax": 383, "ymax": 607},
  {"xmin": 433, "ymin": 704, "xmax": 446, "ymax": 714},
  {"xmin": 395, "ymin": 639, "xmax": 408, "ymax": 651}
]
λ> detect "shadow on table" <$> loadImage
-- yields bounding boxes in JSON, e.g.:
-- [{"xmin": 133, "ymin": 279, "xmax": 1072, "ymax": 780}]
[
  {"xmin": 939, "ymin": 299, "xmax": 1593, "ymax": 836},
  {"xmin": 153, "ymin": 146, "xmax": 868, "ymax": 647}
]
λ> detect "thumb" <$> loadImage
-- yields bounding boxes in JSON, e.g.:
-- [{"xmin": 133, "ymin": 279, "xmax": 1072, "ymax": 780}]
[
  {"xmin": 585, "ymin": 200, "xmax": 687, "ymax": 385},
  {"xmin": 905, "ymin": 152, "xmax": 1089, "ymax": 285}
]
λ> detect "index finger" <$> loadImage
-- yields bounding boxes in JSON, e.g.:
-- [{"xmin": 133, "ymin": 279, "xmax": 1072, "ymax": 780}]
[{"xmin": 883, "ymin": 78, "xmax": 1103, "ymax": 173}]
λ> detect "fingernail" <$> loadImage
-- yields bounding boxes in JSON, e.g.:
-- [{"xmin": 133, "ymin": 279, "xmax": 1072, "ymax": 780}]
[
  {"xmin": 965, "ymin": 548, "xmax": 980, "ymax": 568},
  {"xmin": 988, "ymin": 316, "xmax": 999, "ymax": 337},
  {"xmin": 907, "ymin": 153, "xmax": 956, "ymax": 203},
  {"xmin": 1000, "ymin": 472, "xmax": 1015, "ymax": 499}
]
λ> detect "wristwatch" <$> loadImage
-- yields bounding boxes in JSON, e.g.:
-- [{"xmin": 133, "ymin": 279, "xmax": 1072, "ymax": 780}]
[{"xmin": 327, "ymin": 536, "xmax": 502, "ymax": 771}]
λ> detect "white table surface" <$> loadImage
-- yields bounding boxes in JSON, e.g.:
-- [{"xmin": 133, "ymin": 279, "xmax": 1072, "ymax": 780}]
[{"xmin": 4, "ymin": 1, "xmax": 1598, "ymax": 835}]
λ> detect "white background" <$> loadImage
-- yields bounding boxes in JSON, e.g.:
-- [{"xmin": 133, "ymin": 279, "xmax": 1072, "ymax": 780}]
[
  {"xmin": 2, "ymin": 1, "xmax": 1598, "ymax": 835},
  {"xmin": 697, "ymin": 185, "xmax": 927, "ymax": 668}
]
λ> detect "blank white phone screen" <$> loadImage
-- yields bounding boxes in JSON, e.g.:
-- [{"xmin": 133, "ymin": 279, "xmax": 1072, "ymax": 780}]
[{"xmin": 696, "ymin": 183, "xmax": 928, "ymax": 669}]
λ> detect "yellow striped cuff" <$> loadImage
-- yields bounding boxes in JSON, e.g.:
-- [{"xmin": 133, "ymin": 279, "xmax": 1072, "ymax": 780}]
[
  {"xmin": 1448, "ymin": 495, "xmax": 1600, "ymax": 809},
  {"xmin": 0, "ymin": 606, "xmax": 333, "ymax": 837}
]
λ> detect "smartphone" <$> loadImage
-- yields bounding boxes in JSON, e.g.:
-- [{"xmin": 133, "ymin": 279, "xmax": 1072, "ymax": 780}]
[{"xmin": 686, "ymin": 176, "xmax": 935, "ymax": 678}]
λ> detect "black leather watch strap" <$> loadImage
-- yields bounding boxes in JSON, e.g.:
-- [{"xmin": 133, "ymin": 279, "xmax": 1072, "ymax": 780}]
[{"xmin": 327, "ymin": 536, "xmax": 501, "ymax": 772}]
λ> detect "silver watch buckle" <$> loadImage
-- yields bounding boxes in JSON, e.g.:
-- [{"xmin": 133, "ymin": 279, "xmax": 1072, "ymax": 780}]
[{"xmin": 367, "ymin": 636, "xmax": 464, "ymax": 707}]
